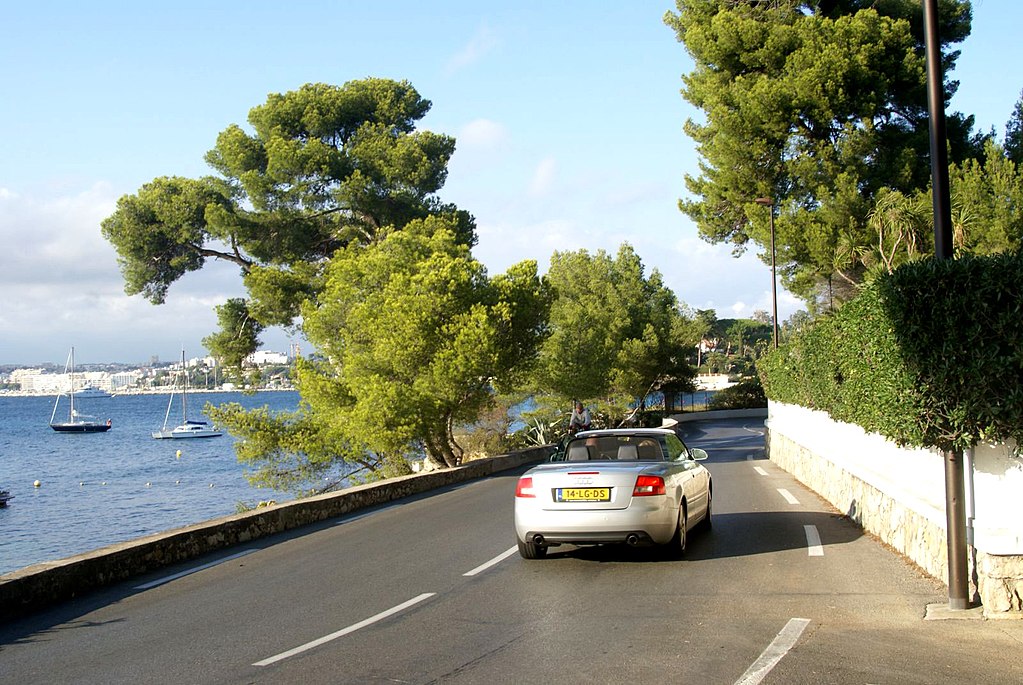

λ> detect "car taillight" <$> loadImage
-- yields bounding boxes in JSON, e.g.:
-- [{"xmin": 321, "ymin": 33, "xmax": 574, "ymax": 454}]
[
  {"xmin": 633, "ymin": 475, "xmax": 665, "ymax": 496},
  {"xmin": 515, "ymin": 476, "xmax": 536, "ymax": 498}
]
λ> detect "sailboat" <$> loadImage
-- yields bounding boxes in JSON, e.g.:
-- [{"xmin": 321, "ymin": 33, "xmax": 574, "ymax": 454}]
[
  {"xmin": 49, "ymin": 347, "xmax": 112, "ymax": 433},
  {"xmin": 152, "ymin": 351, "xmax": 223, "ymax": 439}
]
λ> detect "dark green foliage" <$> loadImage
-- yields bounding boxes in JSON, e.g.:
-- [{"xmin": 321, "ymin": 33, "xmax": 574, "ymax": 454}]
[
  {"xmin": 1006, "ymin": 90, "xmax": 1023, "ymax": 166},
  {"xmin": 296, "ymin": 217, "xmax": 551, "ymax": 470},
  {"xmin": 103, "ymin": 78, "xmax": 471, "ymax": 367},
  {"xmin": 201, "ymin": 298, "xmax": 264, "ymax": 370},
  {"xmin": 532, "ymin": 244, "xmax": 698, "ymax": 412},
  {"xmin": 100, "ymin": 177, "xmax": 235, "ymax": 304},
  {"xmin": 708, "ymin": 378, "xmax": 767, "ymax": 411},
  {"xmin": 878, "ymin": 253, "xmax": 1023, "ymax": 449},
  {"xmin": 635, "ymin": 410, "xmax": 666, "ymax": 428},
  {"xmin": 664, "ymin": 0, "xmax": 982, "ymax": 307},
  {"xmin": 760, "ymin": 252, "xmax": 1023, "ymax": 451}
]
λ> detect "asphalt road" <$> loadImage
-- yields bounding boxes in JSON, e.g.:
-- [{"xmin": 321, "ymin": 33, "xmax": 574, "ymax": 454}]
[{"xmin": 3, "ymin": 417, "xmax": 1023, "ymax": 684}]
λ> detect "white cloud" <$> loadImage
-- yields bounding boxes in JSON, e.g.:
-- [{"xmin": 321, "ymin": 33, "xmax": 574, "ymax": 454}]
[
  {"xmin": 671, "ymin": 234, "xmax": 729, "ymax": 260},
  {"xmin": 603, "ymin": 181, "xmax": 666, "ymax": 209},
  {"xmin": 457, "ymin": 118, "xmax": 509, "ymax": 150},
  {"xmin": 447, "ymin": 119, "xmax": 511, "ymax": 176},
  {"xmin": 445, "ymin": 24, "xmax": 499, "ymax": 76},
  {"xmin": 529, "ymin": 157, "xmax": 558, "ymax": 197},
  {"xmin": 474, "ymin": 216, "xmax": 577, "ymax": 273},
  {"xmin": 0, "ymin": 182, "xmax": 118, "ymax": 285},
  {"xmin": 0, "ymin": 184, "xmax": 267, "ymax": 364}
]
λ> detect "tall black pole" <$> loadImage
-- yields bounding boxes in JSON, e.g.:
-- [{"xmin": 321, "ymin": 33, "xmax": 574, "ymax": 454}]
[
  {"xmin": 755, "ymin": 196, "xmax": 780, "ymax": 348},
  {"xmin": 770, "ymin": 209, "xmax": 779, "ymax": 348},
  {"xmin": 923, "ymin": 0, "xmax": 969, "ymax": 611}
]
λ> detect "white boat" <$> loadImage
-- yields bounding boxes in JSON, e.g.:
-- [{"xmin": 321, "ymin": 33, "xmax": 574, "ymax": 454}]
[
  {"xmin": 152, "ymin": 351, "xmax": 223, "ymax": 439},
  {"xmin": 76, "ymin": 385, "xmax": 112, "ymax": 399},
  {"xmin": 154, "ymin": 420, "xmax": 223, "ymax": 439},
  {"xmin": 50, "ymin": 347, "xmax": 112, "ymax": 433}
]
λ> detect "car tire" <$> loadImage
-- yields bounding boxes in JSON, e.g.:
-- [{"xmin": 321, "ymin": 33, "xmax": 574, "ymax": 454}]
[
  {"xmin": 663, "ymin": 503, "xmax": 687, "ymax": 560},
  {"xmin": 518, "ymin": 538, "xmax": 547, "ymax": 559},
  {"xmin": 702, "ymin": 488, "xmax": 712, "ymax": 531}
]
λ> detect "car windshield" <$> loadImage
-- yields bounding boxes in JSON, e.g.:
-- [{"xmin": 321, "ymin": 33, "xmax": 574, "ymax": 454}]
[{"xmin": 561, "ymin": 435, "xmax": 665, "ymax": 461}]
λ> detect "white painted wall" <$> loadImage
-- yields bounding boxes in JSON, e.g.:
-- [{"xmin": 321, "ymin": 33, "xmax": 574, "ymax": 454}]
[{"xmin": 767, "ymin": 402, "xmax": 1023, "ymax": 555}]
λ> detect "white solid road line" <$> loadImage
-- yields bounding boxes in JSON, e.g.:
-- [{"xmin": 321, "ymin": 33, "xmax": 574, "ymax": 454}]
[
  {"xmin": 734, "ymin": 618, "xmax": 812, "ymax": 685},
  {"xmin": 804, "ymin": 525, "xmax": 824, "ymax": 556},
  {"xmin": 464, "ymin": 546, "xmax": 518, "ymax": 576},
  {"xmin": 133, "ymin": 549, "xmax": 256, "ymax": 590},
  {"xmin": 253, "ymin": 592, "xmax": 436, "ymax": 667},
  {"xmin": 777, "ymin": 488, "xmax": 800, "ymax": 505}
]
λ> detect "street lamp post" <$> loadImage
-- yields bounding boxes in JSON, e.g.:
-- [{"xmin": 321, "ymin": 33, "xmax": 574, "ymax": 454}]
[
  {"xmin": 923, "ymin": 0, "xmax": 969, "ymax": 612},
  {"xmin": 755, "ymin": 197, "xmax": 779, "ymax": 348}
]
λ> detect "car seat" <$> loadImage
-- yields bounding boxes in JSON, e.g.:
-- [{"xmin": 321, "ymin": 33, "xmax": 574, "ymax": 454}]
[
  {"xmin": 617, "ymin": 444, "xmax": 638, "ymax": 460},
  {"xmin": 567, "ymin": 445, "xmax": 591, "ymax": 461}
]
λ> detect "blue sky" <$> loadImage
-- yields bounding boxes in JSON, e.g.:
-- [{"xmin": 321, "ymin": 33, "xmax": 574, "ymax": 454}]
[{"xmin": 1, "ymin": 0, "xmax": 1020, "ymax": 365}]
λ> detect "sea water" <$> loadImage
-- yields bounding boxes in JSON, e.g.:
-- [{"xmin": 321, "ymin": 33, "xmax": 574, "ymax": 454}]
[{"xmin": 0, "ymin": 391, "xmax": 301, "ymax": 576}]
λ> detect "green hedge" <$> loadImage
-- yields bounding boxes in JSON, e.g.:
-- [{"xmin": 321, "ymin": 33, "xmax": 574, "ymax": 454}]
[
  {"xmin": 708, "ymin": 378, "xmax": 767, "ymax": 410},
  {"xmin": 759, "ymin": 252, "xmax": 1023, "ymax": 451}
]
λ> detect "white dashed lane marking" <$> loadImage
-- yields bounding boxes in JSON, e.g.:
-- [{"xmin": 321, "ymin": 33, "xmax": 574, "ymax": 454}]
[
  {"xmin": 777, "ymin": 488, "xmax": 800, "ymax": 505},
  {"xmin": 735, "ymin": 618, "xmax": 812, "ymax": 685},
  {"xmin": 804, "ymin": 525, "xmax": 824, "ymax": 556},
  {"xmin": 464, "ymin": 546, "xmax": 518, "ymax": 576},
  {"xmin": 253, "ymin": 593, "xmax": 436, "ymax": 667}
]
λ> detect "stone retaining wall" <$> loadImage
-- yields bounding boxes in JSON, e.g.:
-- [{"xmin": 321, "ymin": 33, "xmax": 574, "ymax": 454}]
[
  {"xmin": 1, "ymin": 445, "xmax": 553, "ymax": 620},
  {"xmin": 767, "ymin": 402, "xmax": 1023, "ymax": 618}
]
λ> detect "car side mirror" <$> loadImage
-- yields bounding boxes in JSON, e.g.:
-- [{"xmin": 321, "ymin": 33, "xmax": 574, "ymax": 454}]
[{"xmin": 690, "ymin": 448, "xmax": 709, "ymax": 461}]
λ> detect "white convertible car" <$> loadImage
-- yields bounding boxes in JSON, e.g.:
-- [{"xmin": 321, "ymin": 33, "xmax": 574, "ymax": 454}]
[{"xmin": 514, "ymin": 428, "xmax": 711, "ymax": 559}]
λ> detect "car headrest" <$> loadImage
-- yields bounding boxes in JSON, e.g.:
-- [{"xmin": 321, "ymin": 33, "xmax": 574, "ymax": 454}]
[
  {"xmin": 567, "ymin": 445, "xmax": 590, "ymax": 461},
  {"xmin": 617, "ymin": 444, "xmax": 638, "ymax": 460}
]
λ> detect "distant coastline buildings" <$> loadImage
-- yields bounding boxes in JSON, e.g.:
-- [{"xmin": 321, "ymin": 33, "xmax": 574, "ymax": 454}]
[{"xmin": 1, "ymin": 349, "xmax": 295, "ymax": 394}]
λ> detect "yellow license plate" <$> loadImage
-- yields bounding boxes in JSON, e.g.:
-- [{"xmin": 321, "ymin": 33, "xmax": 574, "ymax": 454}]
[{"xmin": 556, "ymin": 487, "xmax": 611, "ymax": 502}]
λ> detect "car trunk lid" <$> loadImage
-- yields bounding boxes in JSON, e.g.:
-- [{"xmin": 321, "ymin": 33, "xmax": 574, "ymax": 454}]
[{"xmin": 525, "ymin": 462, "xmax": 660, "ymax": 511}]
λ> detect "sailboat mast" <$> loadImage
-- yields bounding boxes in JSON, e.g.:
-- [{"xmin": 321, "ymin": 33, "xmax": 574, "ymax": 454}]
[
  {"xmin": 50, "ymin": 347, "xmax": 74, "ymax": 425},
  {"xmin": 69, "ymin": 346, "xmax": 76, "ymax": 419},
  {"xmin": 180, "ymin": 350, "xmax": 188, "ymax": 424}
]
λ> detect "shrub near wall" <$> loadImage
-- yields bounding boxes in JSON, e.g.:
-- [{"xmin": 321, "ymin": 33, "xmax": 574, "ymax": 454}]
[
  {"xmin": 759, "ymin": 251, "xmax": 1023, "ymax": 453},
  {"xmin": 758, "ymin": 288, "xmax": 925, "ymax": 446},
  {"xmin": 707, "ymin": 378, "xmax": 767, "ymax": 410}
]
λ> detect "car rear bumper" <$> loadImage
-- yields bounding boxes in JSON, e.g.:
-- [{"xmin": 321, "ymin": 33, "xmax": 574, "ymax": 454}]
[
  {"xmin": 520, "ymin": 530, "xmax": 661, "ymax": 546},
  {"xmin": 514, "ymin": 504, "xmax": 676, "ymax": 546}
]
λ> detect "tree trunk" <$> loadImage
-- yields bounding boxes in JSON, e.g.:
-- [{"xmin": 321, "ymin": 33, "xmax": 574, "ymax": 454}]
[
  {"xmin": 445, "ymin": 414, "xmax": 463, "ymax": 465},
  {"xmin": 423, "ymin": 423, "xmax": 460, "ymax": 469},
  {"xmin": 422, "ymin": 435, "xmax": 449, "ymax": 469}
]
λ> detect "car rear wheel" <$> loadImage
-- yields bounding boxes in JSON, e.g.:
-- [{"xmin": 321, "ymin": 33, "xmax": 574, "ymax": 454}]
[
  {"xmin": 702, "ymin": 489, "xmax": 712, "ymax": 530},
  {"xmin": 518, "ymin": 538, "xmax": 548, "ymax": 559},
  {"xmin": 663, "ymin": 503, "xmax": 687, "ymax": 559}
]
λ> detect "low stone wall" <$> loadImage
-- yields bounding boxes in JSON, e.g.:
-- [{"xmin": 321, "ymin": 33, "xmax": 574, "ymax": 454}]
[
  {"xmin": 767, "ymin": 402, "xmax": 1023, "ymax": 618},
  {"xmin": 1, "ymin": 445, "xmax": 553, "ymax": 620}
]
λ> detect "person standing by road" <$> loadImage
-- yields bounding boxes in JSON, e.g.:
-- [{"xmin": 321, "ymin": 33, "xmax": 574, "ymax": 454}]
[{"xmin": 569, "ymin": 401, "xmax": 591, "ymax": 434}]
